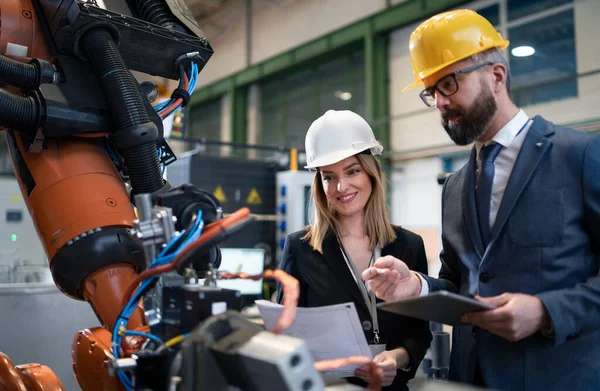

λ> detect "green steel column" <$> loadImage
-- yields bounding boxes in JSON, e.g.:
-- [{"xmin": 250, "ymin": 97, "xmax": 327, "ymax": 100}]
[
  {"xmin": 365, "ymin": 25, "xmax": 390, "ymax": 150},
  {"xmin": 230, "ymin": 85, "xmax": 248, "ymax": 144},
  {"xmin": 365, "ymin": 23, "xmax": 391, "ymax": 196}
]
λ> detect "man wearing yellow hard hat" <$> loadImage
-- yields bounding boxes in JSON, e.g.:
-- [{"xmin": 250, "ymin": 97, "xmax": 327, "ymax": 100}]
[{"xmin": 363, "ymin": 9, "xmax": 600, "ymax": 390}]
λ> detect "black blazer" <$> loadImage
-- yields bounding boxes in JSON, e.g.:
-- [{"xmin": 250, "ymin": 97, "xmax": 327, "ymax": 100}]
[{"xmin": 277, "ymin": 226, "xmax": 432, "ymax": 390}]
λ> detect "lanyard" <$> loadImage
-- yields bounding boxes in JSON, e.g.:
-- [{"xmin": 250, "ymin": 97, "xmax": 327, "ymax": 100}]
[{"xmin": 339, "ymin": 243, "xmax": 382, "ymax": 344}]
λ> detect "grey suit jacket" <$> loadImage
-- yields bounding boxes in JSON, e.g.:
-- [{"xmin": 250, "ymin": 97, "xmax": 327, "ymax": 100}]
[{"xmin": 423, "ymin": 115, "xmax": 600, "ymax": 390}]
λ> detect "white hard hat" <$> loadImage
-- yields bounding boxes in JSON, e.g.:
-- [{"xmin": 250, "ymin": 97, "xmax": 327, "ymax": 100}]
[{"xmin": 304, "ymin": 110, "xmax": 383, "ymax": 169}]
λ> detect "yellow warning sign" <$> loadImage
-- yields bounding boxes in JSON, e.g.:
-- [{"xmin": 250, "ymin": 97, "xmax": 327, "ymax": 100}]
[
  {"xmin": 246, "ymin": 187, "xmax": 262, "ymax": 205},
  {"xmin": 214, "ymin": 185, "xmax": 227, "ymax": 203}
]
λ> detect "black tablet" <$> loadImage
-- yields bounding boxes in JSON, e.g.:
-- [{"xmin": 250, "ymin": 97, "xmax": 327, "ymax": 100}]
[{"xmin": 377, "ymin": 290, "xmax": 496, "ymax": 326}]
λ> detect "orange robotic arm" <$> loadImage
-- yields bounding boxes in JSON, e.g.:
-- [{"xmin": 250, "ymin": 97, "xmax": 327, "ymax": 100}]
[
  {"xmin": 0, "ymin": 1, "xmax": 151, "ymax": 389},
  {"xmin": 0, "ymin": 0, "xmax": 214, "ymax": 389}
]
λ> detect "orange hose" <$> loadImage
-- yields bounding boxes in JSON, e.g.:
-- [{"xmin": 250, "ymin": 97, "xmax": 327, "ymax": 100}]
[{"xmin": 220, "ymin": 269, "xmax": 299, "ymax": 334}]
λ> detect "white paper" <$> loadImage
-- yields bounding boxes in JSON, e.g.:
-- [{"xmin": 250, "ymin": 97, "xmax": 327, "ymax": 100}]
[{"xmin": 255, "ymin": 300, "xmax": 372, "ymax": 378}]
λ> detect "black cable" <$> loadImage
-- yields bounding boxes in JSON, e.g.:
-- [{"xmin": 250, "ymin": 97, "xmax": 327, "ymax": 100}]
[
  {"xmin": 171, "ymin": 88, "xmax": 190, "ymax": 107},
  {"xmin": 79, "ymin": 29, "xmax": 150, "ymax": 129},
  {"xmin": 0, "ymin": 55, "xmax": 37, "ymax": 89},
  {"xmin": 79, "ymin": 28, "xmax": 163, "ymax": 194},
  {"xmin": 134, "ymin": 0, "xmax": 188, "ymax": 34},
  {"xmin": 0, "ymin": 87, "xmax": 38, "ymax": 132},
  {"xmin": 121, "ymin": 142, "xmax": 163, "ymax": 194}
]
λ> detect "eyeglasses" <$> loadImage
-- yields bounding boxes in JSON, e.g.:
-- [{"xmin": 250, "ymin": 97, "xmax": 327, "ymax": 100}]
[{"xmin": 419, "ymin": 62, "xmax": 494, "ymax": 107}]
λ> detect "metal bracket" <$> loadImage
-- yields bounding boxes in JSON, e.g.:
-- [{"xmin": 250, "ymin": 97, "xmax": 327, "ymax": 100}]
[{"xmin": 28, "ymin": 129, "xmax": 46, "ymax": 153}]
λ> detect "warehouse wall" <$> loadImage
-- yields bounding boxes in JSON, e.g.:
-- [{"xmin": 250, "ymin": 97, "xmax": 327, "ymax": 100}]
[{"xmin": 196, "ymin": 0, "xmax": 391, "ymax": 87}]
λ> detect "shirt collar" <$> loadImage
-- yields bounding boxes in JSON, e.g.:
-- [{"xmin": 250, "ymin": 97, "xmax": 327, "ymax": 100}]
[{"xmin": 475, "ymin": 109, "xmax": 529, "ymax": 156}]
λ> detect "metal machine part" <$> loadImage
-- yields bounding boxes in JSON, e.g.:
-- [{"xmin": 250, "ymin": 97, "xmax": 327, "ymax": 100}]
[
  {"xmin": 161, "ymin": 283, "xmax": 242, "ymax": 338},
  {"xmin": 36, "ymin": 0, "xmax": 213, "ymax": 80},
  {"xmin": 275, "ymin": 170, "xmax": 315, "ymax": 261},
  {"xmin": 421, "ymin": 323, "xmax": 450, "ymax": 380},
  {"xmin": 215, "ymin": 331, "xmax": 325, "ymax": 391},
  {"xmin": 155, "ymin": 184, "xmax": 224, "ymax": 274},
  {"xmin": 428, "ymin": 331, "xmax": 450, "ymax": 379},
  {"xmin": 134, "ymin": 193, "xmax": 177, "ymax": 264},
  {"xmin": 106, "ymin": 311, "xmax": 325, "ymax": 391},
  {"xmin": 180, "ymin": 311, "xmax": 325, "ymax": 391}
]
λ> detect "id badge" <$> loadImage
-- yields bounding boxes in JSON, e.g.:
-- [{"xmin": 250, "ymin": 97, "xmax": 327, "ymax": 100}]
[{"xmin": 369, "ymin": 344, "xmax": 386, "ymax": 357}]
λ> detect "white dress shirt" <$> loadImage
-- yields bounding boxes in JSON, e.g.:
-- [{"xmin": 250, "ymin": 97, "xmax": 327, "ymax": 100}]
[
  {"xmin": 474, "ymin": 109, "xmax": 531, "ymax": 228},
  {"xmin": 417, "ymin": 109, "xmax": 532, "ymax": 296}
]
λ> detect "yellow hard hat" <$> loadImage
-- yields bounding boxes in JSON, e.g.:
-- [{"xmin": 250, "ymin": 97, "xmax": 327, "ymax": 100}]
[{"xmin": 403, "ymin": 9, "xmax": 510, "ymax": 92}]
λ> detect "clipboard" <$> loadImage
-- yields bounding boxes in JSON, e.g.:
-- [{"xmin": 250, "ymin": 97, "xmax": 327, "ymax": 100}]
[{"xmin": 377, "ymin": 290, "xmax": 496, "ymax": 326}]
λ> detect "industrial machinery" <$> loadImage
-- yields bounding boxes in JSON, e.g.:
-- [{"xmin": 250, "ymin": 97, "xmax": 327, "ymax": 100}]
[
  {"xmin": 0, "ymin": 1, "xmax": 358, "ymax": 390},
  {"xmin": 275, "ymin": 170, "xmax": 315, "ymax": 261}
]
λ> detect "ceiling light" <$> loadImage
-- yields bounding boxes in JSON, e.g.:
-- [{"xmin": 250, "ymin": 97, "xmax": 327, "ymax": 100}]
[
  {"xmin": 334, "ymin": 91, "xmax": 352, "ymax": 101},
  {"xmin": 511, "ymin": 46, "xmax": 535, "ymax": 57}
]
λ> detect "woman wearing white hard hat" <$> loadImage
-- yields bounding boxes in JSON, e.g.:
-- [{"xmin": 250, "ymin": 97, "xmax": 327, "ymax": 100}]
[{"xmin": 277, "ymin": 110, "xmax": 431, "ymax": 389}]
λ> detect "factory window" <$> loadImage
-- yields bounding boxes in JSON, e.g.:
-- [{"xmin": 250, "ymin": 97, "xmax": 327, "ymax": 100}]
[
  {"xmin": 508, "ymin": 7, "xmax": 577, "ymax": 107},
  {"xmin": 260, "ymin": 50, "xmax": 365, "ymax": 150},
  {"xmin": 187, "ymin": 97, "xmax": 222, "ymax": 141},
  {"xmin": 507, "ymin": 0, "xmax": 572, "ymax": 21},
  {"xmin": 476, "ymin": 4, "xmax": 499, "ymax": 27},
  {"xmin": 284, "ymin": 70, "xmax": 316, "ymax": 151},
  {"xmin": 319, "ymin": 52, "xmax": 366, "ymax": 118}
]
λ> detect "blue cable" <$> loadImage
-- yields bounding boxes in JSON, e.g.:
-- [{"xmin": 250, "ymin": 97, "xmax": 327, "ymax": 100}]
[
  {"xmin": 113, "ymin": 222, "xmax": 202, "ymax": 353},
  {"xmin": 111, "ymin": 58, "xmax": 201, "ymax": 390},
  {"xmin": 156, "ymin": 61, "xmax": 199, "ymax": 117},
  {"xmin": 152, "ymin": 60, "xmax": 198, "ymax": 113},
  {"xmin": 151, "ymin": 211, "xmax": 203, "ymax": 268},
  {"xmin": 158, "ymin": 148, "xmax": 166, "ymax": 176},
  {"xmin": 112, "ymin": 59, "xmax": 201, "ymax": 390},
  {"xmin": 112, "ymin": 211, "xmax": 204, "ymax": 390},
  {"xmin": 116, "ymin": 211, "xmax": 204, "ymax": 332}
]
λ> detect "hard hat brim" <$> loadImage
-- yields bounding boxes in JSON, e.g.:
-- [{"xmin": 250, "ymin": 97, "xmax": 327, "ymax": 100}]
[
  {"xmin": 402, "ymin": 79, "xmax": 423, "ymax": 92},
  {"xmin": 304, "ymin": 145, "xmax": 382, "ymax": 170}
]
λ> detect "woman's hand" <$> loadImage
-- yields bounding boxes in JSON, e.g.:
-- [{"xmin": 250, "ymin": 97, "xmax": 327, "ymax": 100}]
[{"xmin": 354, "ymin": 348, "xmax": 409, "ymax": 387}]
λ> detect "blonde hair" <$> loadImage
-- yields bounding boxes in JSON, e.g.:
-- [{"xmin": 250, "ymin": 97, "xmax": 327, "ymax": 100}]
[{"xmin": 302, "ymin": 154, "xmax": 396, "ymax": 253}]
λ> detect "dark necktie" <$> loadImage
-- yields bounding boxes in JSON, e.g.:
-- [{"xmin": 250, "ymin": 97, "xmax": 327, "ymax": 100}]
[{"xmin": 476, "ymin": 143, "xmax": 502, "ymax": 247}]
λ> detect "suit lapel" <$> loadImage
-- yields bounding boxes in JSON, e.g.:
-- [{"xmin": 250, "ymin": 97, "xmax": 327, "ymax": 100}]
[
  {"xmin": 462, "ymin": 147, "xmax": 485, "ymax": 258},
  {"xmin": 320, "ymin": 232, "xmax": 369, "ymax": 314},
  {"xmin": 490, "ymin": 117, "xmax": 554, "ymax": 243}
]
